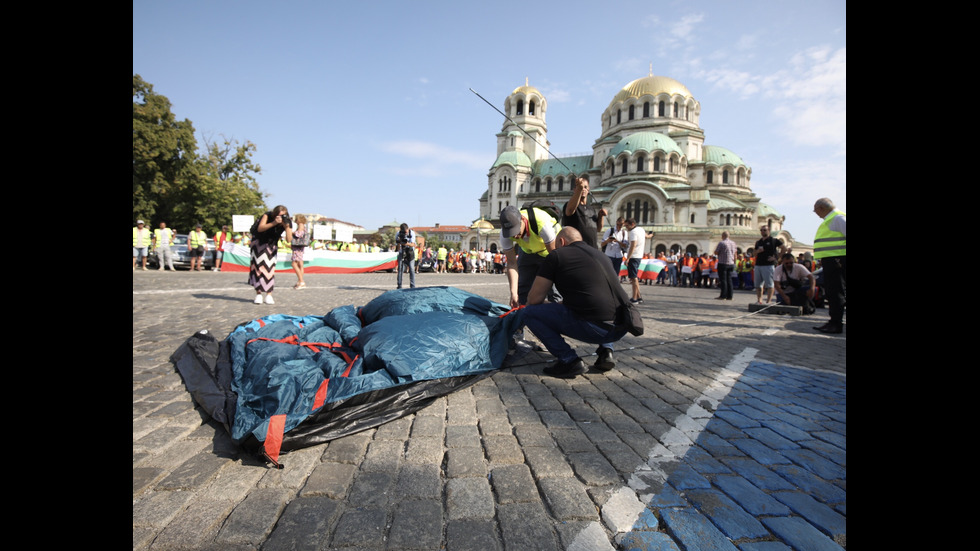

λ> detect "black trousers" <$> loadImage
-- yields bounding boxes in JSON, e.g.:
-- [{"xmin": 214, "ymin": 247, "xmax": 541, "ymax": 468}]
[{"xmin": 821, "ymin": 256, "xmax": 846, "ymax": 325}]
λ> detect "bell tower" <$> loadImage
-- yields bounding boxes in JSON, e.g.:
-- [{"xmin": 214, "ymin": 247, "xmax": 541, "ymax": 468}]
[{"xmin": 497, "ymin": 78, "xmax": 549, "ymax": 162}]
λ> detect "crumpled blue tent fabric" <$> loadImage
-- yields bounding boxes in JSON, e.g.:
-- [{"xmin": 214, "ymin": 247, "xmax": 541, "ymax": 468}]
[{"xmin": 173, "ymin": 286, "xmax": 523, "ymax": 465}]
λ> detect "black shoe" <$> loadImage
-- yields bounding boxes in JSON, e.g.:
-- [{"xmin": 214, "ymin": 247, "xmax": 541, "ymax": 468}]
[
  {"xmin": 815, "ymin": 323, "xmax": 843, "ymax": 334},
  {"xmin": 594, "ymin": 348, "xmax": 615, "ymax": 372},
  {"xmin": 629, "ymin": 297, "xmax": 643, "ymax": 304},
  {"xmin": 543, "ymin": 358, "xmax": 587, "ymax": 379}
]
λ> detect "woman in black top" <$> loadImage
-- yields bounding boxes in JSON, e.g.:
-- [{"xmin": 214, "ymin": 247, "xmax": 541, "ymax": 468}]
[{"xmin": 250, "ymin": 205, "xmax": 293, "ymax": 305}]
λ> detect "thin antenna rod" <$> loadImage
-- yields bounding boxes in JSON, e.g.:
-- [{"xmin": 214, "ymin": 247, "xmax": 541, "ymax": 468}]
[{"xmin": 468, "ymin": 87, "xmax": 573, "ymax": 173}]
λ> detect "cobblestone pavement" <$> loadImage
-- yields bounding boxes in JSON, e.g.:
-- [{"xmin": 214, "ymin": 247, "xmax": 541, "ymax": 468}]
[{"xmin": 134, "ymin": 269, "xmax": 846, "ymax": 550}]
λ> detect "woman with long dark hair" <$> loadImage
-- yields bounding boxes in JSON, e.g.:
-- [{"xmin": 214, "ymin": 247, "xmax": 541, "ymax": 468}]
[{"xmin": 250, "ymin": 205, "xmax": 293, "ymax": 304}]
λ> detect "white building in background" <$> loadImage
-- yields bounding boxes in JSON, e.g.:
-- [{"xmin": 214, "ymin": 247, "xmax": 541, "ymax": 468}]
[{"xmin": 468, "ymin": 73, "xmax": 806, "ymax": 256}]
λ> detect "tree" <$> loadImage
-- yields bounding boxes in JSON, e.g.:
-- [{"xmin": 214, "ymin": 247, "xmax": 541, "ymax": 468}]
[
  {"xmin": 133, "ymin": 74, "xmax": 197, "ymax": 225},
  {"xmin": 133, "ymin": 74, "xmax": 268, "ymax": 233},
  {"xmin": 186, "ymin": 135, "xmax": 267, "ymax": 231}
]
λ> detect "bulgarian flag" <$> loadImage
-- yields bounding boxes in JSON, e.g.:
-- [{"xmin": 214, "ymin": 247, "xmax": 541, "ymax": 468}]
[
  {"xmin": 618, "ymin": 258, "xmax": 666, "ymax": 280},
  {"xmin": 639, "ymin": 258, "xmax": 666, "ymax": 280},
  {"xmin": 220, "ymin": 244, "xmax": 398, "ymax": 274}
]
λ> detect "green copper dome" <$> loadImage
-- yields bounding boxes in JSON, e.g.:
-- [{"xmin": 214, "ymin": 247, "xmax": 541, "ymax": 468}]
[
  {"xmin": 702, "ymin": 146, "xmax": 746, "ymax": 167},
  {"xmin": 492, "ymin": 150, "xmax": 532, "ymax": 169},
  {"xmin": 609, "ymin": 132, "xmax": 683, "ymax": 158}
]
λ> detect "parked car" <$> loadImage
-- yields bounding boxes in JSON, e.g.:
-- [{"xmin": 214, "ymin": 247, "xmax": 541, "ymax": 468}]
[{"xmin": 147, "ymin": 234, "xmax": 215, "ymax": 270}]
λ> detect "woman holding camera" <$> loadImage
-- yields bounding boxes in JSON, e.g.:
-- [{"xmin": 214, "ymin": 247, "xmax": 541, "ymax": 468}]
[
  {"xmin": 250, "ymin": 205, "xmax": 293, "ymax": 305},
  {"xmin": 291, "ymin": 214, "xmax": 309, "ymax": 289}
]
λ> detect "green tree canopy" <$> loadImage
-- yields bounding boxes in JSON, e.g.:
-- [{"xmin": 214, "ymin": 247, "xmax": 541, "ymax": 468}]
[{"xmin": 133, "ymin": 74, "xmax": 268, "ymax": 234}]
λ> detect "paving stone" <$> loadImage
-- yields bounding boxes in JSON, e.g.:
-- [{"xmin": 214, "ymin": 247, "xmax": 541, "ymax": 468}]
[
  {"xmin": 388, "ymin": 499, "xmax": 443, "ymax": 549},
  {"xmin": 567, "ymin": 451, "xmax": 622, "ymax": 486},
  {"xmin": 156, "ymin": 451, "xmax": 231, "ymax": 490},
  {"xmin": 660, "ymin": 507, "xmax": 739, "ymax": 551},
  {"xmin": 762, "ymin": 516, "xmax": 845, "ymax": 551},
  {"xmin": 497, "ymin": 502, "xmax": 559, "ymax": 550},
  {"xmin": 445, "ymin": 424, "xmax": 481, "ymax": 448},
  {"xmin": 524, "ymin": 446, "xmax": 576, "ymax": 478},
  {"xmin": 321, "ymin": 432, "xmax": 371, "ymax": 464},
  {"xmin": 214, "ymin": 488, "xmax": 291, "ymax": 546},
  {"xmin": 396, "ymin": 462, "xmax": 443, "ymax": 499},
  {"xmin": 300, "ymin": 461, "xmax": 355, "ymax": 498},
  {"xmin": 685, "ymin": 488, "xmax": 769, "ymax": 540},
  {"xmin": 772, "ymin": 491, "xmax": 846, "ymax": 542},
  {"xmin": 328, "ymin": 506, "xmax": 387, "ymax": 548},
  {"xmin": 770, "ymin": 464, "xmax": 846, "ymax": 505},
  {"xmin": 446, "ymin": 447, "xmax": 488, "ymax": 477},
  {"xmin": 483, "ymin": 434, "xmax": 525, "ymax": 464},
  {"xmin": 489, "ymin": 464, "xmax": 539, "ymax": 504},
  {"xmin": 446, "ymin": 519, "xmax": 501, "ymax": 551},
  {"xmin": 538, "ymin": 477, "xmax": 598, "ymax": 521},
  {"xmin": 347, "ymin": 470, "xmax": 396, "ymax": 508},
  {"xmin": 404, "ymin": 434, "xmax": 444, "ymax": 464},
  {"xmin": 618, "ymin": 530, "xmax": 682, "ymax": 551},
  {"xmin": 446, "ymin": 477, "xmax": 495, "ymax": 519},
  {"xmin": 712, "ymin": 474, "xmax": 792, "ymax": 516}
]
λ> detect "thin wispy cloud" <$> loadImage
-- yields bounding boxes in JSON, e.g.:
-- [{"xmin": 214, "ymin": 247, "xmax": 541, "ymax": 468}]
[{"xmin": 380, "ymin": 140, "xmax": 490, "ymax": 173}]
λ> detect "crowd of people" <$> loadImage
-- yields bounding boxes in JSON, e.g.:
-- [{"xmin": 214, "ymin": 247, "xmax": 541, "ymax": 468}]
[{"xmin": 135, "ymin": 190, "xmax": 845, "ymax": 372}]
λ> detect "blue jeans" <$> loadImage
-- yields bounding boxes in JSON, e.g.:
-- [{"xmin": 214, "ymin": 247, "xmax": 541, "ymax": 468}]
[
  {"xmin": 522, "ymin": 303, "xmax": 626, "ymax": 363},
  {"xmin": 397, "ymin": 252, "xmax": 415, "ymax": 288}
]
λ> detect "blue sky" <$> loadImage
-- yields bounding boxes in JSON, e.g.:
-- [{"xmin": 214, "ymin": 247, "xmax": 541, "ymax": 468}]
[{"xmin": 133, "ymin": 0, "xmax": 845, "ymax": 243}]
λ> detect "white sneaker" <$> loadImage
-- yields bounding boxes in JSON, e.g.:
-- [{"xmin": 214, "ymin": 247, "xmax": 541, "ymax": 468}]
[
  {"xmin": 265, "ymin": 294, "xmax": 275, "ymax": 305},
  {"xmin": 254, "ymin": 294, "xmax": 264, "ymax": 304}
]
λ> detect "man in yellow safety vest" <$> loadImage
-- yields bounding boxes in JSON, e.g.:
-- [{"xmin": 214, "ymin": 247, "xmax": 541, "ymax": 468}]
[{"xmin": 812, "ymin": 197, "xmax": 846, "ymax": 334}]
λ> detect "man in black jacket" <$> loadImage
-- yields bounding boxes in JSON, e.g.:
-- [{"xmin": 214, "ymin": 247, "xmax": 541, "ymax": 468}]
[{"xmin": 522, "ymin": 227, "xmax": 629, "ymax": 378}]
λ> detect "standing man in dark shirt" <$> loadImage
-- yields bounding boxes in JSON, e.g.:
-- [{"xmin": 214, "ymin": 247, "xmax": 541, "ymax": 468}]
[
  {"xmin": 753, "ymin": 225, "xmax": 787, "ymax": 304},
  {"xmin": 522, "ymin": 227, "xmax": 630, "ymax": 379},
  {"xmin": 562, "ymin": 176, "xmax": 607, "ymax": 249}
]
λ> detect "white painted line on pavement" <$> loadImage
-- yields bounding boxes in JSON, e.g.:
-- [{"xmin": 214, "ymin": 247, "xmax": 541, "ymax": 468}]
[{"xmin": 585, "ymin": 347, "xmax": 759, "ymax": 547}]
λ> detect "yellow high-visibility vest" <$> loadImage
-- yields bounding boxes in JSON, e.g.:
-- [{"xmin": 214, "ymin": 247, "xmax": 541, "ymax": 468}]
[{"xmin": 813, "ymin": 210, "xmax": 846, "ymax": 259}]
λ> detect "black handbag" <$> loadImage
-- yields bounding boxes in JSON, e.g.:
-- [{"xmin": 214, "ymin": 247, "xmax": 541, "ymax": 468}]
[
  {"xmin": 292, "ymin": 232, "xmax": 309, "ymax": 247},
  {"xmin": 588, "ymin": 250, "xmax": 644, "ymax": 336}
]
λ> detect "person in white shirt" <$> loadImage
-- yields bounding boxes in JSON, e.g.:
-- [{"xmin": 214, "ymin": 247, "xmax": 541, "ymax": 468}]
[
  {"xmin": 600, "ymin": 217, "xmax": 629, "ymax": 277},
  {"xmin": 625, "ymin": 219, "xmax": 647, "ymax": 303}
]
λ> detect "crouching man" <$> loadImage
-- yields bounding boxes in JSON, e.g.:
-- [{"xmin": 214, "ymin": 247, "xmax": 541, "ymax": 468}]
[{"xmin": 522, "ymin": 227, "xmax": 629, "ymax": 379}]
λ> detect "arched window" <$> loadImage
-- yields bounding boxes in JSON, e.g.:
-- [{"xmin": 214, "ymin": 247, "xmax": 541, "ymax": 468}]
[
  {"xmin": 673, "ymin": 103, "xmax": 678, "ymax": 117},
  {"xmin": 690, "ymin": 213, "xmax": 696, "ymax": 224},
  {"xmin": 529, "ymin": 100, "xmax": 535, "ymax": 116},
  {"xmin": 643, "ymin": 102, "xmax": 650, "ymax": 117},
  {"xmin": 658, "ymin": 101, "xmax": 665, "ymax": 116},
  {"xmin": 617, "ymin": 110, "xmax": 622, "ymax": 124},
  {"xmin": 535, "ymin": 179, "xmax": 541, "ymax": 193},
  {"xmin": 607, "ymin": 160, "xmax": 614, "ymax": 176},
  {"xmin": 653, "ymin": 157, "xmax": 661, "ymax": 172},
  {"xmin": 557, "ymin": 177, "xmax": 564, "ymax": 192},
  {"xmin": 546, "ymin": 178, "xmax": 552, "ymax": 192},
  {"xmin": 621, "ymin": 158, "xmax": 628, "ymax": 174},
  {"xmin": 637, "ymin": 156, "xmax": 646, "ymax": 172},
  {"xmin": 723, "ymin": 170, "xmax": 729, "ymax": 184},
  {"xmin": 628, "ymin": 105, "xmax": 634, "ymax": 120},
  {"xmin": 516, "ymin": 100, "xmax": 524, "ymax": 115},
  {"xmin": 726, "ymin": 214, "xmax": 732, "ymax": 225},
  {"xmin": 707, "ymin": 170, "xmax": 713, "ymax": 184},
  {"xmin": 669, "ymin": 158, "xmax": 675, "ymax": 173}
]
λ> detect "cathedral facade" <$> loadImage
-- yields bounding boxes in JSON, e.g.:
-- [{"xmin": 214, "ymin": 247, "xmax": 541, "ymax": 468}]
[{"xmin": 468, "ymin": 74, "xmax": 802, "ymax": 257}]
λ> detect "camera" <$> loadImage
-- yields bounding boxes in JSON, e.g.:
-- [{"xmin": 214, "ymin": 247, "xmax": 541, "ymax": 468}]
[{"xmin": 280, "ymin": 215, "xmax": 291, "ymax": 227}]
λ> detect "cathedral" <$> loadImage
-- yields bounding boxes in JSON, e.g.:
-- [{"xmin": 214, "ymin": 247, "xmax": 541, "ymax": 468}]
[{"xmin": 469, "ymin": 73, "xmax": 804, "ymax": 257}]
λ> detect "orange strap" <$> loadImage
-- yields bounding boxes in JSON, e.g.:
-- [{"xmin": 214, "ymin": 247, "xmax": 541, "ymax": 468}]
[
  {"xmin": 498, "ymin": 304, "xmax": 525, "ymax": 318},
  {"xmin": 264, "ymin": 414, "xmax": 286, "ymax": 464}
]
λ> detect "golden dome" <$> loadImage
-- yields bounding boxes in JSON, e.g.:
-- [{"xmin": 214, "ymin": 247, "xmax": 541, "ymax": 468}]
[
  {"xmin": 608, "ymin": 75, "xmax": 693, "ymax": 109},
  {"xmin": 512, "ymin": 77, "xmax": 542, "ymax": 97}
]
